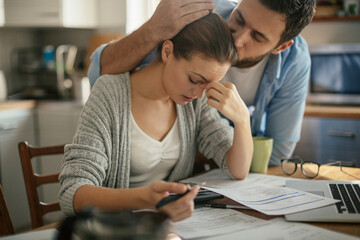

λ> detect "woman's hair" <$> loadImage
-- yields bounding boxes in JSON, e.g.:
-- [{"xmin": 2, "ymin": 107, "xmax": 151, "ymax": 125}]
[{"xmin": 157, "ymin": 12, "xmax": 238, "ymax": 65}]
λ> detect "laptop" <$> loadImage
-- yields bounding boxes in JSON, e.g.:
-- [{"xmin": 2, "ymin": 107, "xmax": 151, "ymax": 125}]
[{"xmin": 285, "ymin": 180, "xmax": 360, "ymax": 223}]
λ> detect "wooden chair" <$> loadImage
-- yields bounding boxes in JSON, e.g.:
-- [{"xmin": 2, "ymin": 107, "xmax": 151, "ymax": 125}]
[
  {"xmin": 18, "ymin": 141, "xmax": 65, "ymax": 229},
  {"xmin": 0, "ymin": 184, "xmax": 15, "ymax": 236},
  {"xmin": 193, "ymin": 151, "xmax": 219, "ymax": 175}
]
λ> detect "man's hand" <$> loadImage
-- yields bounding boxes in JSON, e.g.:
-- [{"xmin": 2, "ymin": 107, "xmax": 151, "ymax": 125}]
[
  {"xmin": 147, "ymin": 0, "xmax": 214, "ymax": 42},
  {"xmin": 98, "ymin": 0, "xmax": 214, "ymax": 78}
]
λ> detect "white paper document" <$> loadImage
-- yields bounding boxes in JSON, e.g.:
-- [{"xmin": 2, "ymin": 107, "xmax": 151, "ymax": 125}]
[
  {"xmin": 0, "ymin": 229, "xmax": 58, "ymax": 240},
  {"xmin": 183, "ymin": 169, "xmax": 295, "ymax": 188},
  {"xmin": 171, "ymin": 207, "xmax": 267, "ymax": 239},
  {"xmin": 202, "ymin": 218, "xmax": 360, "ymax": 240},
  {"xmin": 183, "ymin": 169, "xmax": 338, "ymax": 215}
]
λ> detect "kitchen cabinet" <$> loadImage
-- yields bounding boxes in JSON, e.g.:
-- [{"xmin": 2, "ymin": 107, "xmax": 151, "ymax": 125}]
[
  {"xmin": 36, "ymin": 101, "xmax": 82, "ymax": 224},
  {"xmin": 4, "ymin": 0, "xmax": 97, "ymax": 28},
  {"xmin": 0, "ymin": 108, "xmax": 36, "ymax": 231},
  {"xmin": 294, "ymin": 116, "xmax": 360, "ymax": 167},
  {"xmin": 0, "ymin": 100, "xmax": 82, "ymax": 230}
]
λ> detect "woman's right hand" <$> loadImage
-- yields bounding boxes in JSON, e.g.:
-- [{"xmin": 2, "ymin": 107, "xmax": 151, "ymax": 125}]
[{"xmin": 144, "ymin": 181, "xmax": 199, "ymax": 222}]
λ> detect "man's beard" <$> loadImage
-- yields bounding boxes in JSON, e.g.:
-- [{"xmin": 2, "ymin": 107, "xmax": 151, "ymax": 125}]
[{"xmin": 233, "ymin": 52, "xmax": 270, "ymax": 68}]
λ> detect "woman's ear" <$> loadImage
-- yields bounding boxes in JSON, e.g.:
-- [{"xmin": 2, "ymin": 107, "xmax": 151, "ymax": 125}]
[{"xmin": 161, "ymin": 40, "xmax": 174, "ymax": 63}]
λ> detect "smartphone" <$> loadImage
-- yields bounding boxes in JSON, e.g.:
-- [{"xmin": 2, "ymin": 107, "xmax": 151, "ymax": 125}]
[{"xmin": 155, "ymin": 189, "xmax": 223, "ymax": 209}]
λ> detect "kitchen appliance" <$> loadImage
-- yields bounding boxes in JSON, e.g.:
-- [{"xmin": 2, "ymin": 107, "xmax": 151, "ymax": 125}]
[
  {"xmin": 306, "ymin": 44, "xmax": 360, "ymax": 105},
  {"xmin": 9, "ymin": 47, "xmax": 59, "ymax": 99},
  {"xmin": 9, "ymin": 45, "xmax": 83, "ymax": 100},
  {"xmin": 56, "ymin": 45, "xmax": 78, "ymax": 99}
]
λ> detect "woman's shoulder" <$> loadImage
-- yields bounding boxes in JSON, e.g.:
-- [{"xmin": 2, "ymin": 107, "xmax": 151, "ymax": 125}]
[
  {"xmin": 94, "ymin": 72, "xmax": 130, "ymax": 87},
  {"xmin": 91, "ymin": 72, "xmax": 130, "ymax": 96}
]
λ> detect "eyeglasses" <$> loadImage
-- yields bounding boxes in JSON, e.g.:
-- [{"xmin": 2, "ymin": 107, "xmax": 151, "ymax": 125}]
[{"xmin": 280, "ymin": 156, "xmax": 343, "ymax": 178}]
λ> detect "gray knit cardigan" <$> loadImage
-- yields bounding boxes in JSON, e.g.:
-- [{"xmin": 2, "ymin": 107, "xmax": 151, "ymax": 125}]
[{"xmin": 59, "ymin": 72, "xmax": 234, "ymax": 216}]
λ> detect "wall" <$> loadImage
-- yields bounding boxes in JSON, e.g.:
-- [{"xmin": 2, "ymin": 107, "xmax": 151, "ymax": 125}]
[
  {"xmin": 98, "ymin": 0, "xmax": 126, "ymax": 33},
  {"xmin": 126, "ymin": 0, "xmax": 151, "ymax": 34},
  {"xmin": 0, "ymin": 0, "xmax": 4, "ymax": 26},
  {"xmin": 125, "ymin": 0, "xmax": 159, "ymax": 34},
  {"xmin": 301, "ymin": 21, "xmax": 360, "ymax": 45}
]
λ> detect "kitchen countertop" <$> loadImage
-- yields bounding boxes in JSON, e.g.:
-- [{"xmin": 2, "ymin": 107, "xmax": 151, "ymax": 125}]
[
  {"xmin": 1, "ymin": 100, "xmax": 360, "ymax": 119},
  {"xmin": 0, "ymin": 100, "xmax": 36, "ymax": 111},
  {"xmin": 304, "ymin": 104, "xmax": 360, "ymax": 119},
  {"xmin": 0, "ymin": 99, "xmax": 85, "ymax": 111},
  {"xmin": 36, "ymin": 99, "xmax": 85, "ymax": 109}
]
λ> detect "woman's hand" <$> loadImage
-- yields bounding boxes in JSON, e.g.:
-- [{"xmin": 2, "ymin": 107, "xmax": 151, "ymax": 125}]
[
  {"xmin": 206, "ymin": 82, "xmax": 250, "ymax": 126},
  {"xmin": 143, "ymin": 181, "xmax": 199, "ymax": 222},
  {"xmin": 206, "ymin": 82, "xmax": 253, "ymax": 180}
]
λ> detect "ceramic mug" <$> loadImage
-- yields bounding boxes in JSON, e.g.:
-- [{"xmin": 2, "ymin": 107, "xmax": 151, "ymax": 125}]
[{"xmin": 250, "ymin": 137, "xmax": 273, "ymax": 174}]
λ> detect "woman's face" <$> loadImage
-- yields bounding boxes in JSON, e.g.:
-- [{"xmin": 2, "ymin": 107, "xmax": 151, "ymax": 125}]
[{"xmin": 161, "ymin": 41, "xmax": 231, "ymax": 105}]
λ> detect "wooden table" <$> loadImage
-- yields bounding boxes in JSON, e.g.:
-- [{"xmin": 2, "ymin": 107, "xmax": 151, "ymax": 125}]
[
  {"xmin": 214, "ymin": 165, "xmax": 360, "ymax": 238},
  {"xmin": 35, "ymin": 165, "xmax": 360, "ymax": 238},
  {"xmin": 304, "ymin": 104, "xmax": 360, "ymax": 119}
]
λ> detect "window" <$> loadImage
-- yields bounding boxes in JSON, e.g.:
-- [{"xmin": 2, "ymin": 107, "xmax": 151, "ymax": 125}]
[
  {"xmin": 0, "ymin": 0, "xmax": 4, "ymax": 26},
  {"xmin": 126, "ymin": 0, "xmax": 160, "ymax": 33}
]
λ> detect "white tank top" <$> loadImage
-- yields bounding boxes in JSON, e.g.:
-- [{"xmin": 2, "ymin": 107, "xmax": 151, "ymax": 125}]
[{"xmin": 129, "ymin": 113, "xmax": 180, "ymax": 188}]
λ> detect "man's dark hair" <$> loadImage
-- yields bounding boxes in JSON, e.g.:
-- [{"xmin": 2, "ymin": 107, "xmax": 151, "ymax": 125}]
[{"xmin": 259, "ymin": 0, "xmax": 316, "ymax": 45}]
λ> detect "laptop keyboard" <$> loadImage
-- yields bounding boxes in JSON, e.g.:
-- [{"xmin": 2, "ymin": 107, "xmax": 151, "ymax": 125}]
[{"xmin": 330, "ymin": 183, "xmax": 360, "ymax": 214}]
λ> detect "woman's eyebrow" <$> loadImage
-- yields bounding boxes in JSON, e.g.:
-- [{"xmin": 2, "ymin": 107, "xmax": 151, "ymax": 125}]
[{"xmin": 191, "ymin": 72, "xmax": 209, "ymax": 83}]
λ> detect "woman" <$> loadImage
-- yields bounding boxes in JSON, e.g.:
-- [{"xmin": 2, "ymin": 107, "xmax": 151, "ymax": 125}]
[{"xmin": 59, "ymin": 12, "xmax": 253, "ymax": 222}]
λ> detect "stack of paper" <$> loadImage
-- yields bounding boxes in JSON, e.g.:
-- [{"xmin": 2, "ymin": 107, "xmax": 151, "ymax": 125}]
[
  {"xmin": 183, "ymin": 169, "xmax": 338, "ymax": 215},
  {"xmin": 172, "ymin": 207, "xmax": 267, "ymax": 239}
]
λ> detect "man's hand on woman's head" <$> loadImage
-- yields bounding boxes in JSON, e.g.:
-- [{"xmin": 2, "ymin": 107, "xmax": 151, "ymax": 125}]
[
  {"xmin": 143, "ymin": 181, "xmax": 199, "ymax": 222},
  {"xmin": 147, "ymin": 0, "xmax": 214, "ymax": 42}
]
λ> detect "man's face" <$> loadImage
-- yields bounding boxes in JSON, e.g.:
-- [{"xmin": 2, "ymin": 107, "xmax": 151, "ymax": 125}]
[{"xmin": 228, "ymin": 0, "xmax": 287, "ymax": 67}]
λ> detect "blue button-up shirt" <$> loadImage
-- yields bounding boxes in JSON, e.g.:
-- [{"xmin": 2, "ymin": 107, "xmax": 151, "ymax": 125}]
[{"xmin": 88, "ymin": 0, "xmax": 311, "ymax": 166}]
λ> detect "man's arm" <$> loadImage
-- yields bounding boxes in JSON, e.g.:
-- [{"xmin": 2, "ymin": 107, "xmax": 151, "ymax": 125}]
[
  {"xmin": 266, "ymin": 83, "xmax": 308, "ymax": 166},
  {"xmin": 265, "ymin": 44, "xmax": 311, "ymax": 166},
  {"xmin": 99, "ymin": 0, "xmax": 214, "ymax": 75}
]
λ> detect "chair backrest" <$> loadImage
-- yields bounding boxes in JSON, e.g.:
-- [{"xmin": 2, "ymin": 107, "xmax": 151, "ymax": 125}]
[
  {"xmin": 0, "ymin": 184, "xmax": 15, "ymax": 236},
  {"xmin": 193, "ymin": 150, "xmax": 219, "ymax": 175},
  {"xmin": 18, "ymin": 141, "xmax": 65, "ymax": 229}
]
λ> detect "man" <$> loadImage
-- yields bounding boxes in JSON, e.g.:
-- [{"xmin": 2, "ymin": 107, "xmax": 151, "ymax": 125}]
[{"xmin": 88, "ymin": 0, "xmax": 316, "ymax": 165}]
